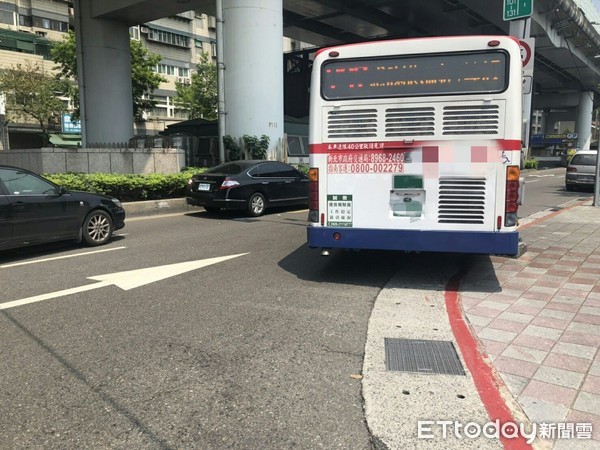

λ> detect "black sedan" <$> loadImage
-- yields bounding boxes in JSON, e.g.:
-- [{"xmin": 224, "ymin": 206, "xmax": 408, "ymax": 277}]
[
  {"xmin": 186, "ymin": 160, "xmax": 308, "ymax": 216},
  {"xmin": 0, "ymin": 165, "xmax": 125, "ymax": 251}
]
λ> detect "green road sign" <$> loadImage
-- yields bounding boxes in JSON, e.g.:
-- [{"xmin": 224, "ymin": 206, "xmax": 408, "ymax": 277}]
[{"xmin": 504, "ymin": 0, "xmax": 533, "ymax": 21}]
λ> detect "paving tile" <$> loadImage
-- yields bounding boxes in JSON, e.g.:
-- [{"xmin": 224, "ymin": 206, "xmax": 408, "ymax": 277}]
[
  {"xmin": 465, "ymin": 305, "xmax": 502, "ymax": 319},
  {"xmin": 552, "ymin": 342, "xmax": 598, "ymax": 360},
  {"xmin": 546, "ymin": 302, "xmax": 582, "ymax": 313},
  {"xmin": 465, "ymin": 314, "xmax": 493, "ymax": 327},
  {"xmin": 538, "ymin": 309, "xmax": 576, "ymax": 321},
  {"xmin": 520, "ymin": 380, "xmax": 577, "ymax": 408},
  {"xmin": 568, "ymin": 322, "xmax": 600, "ymax": 336},
  {"xmin": 573, "ymin": 314, "xmax": 600, "ymax": 326},
  {"xmin": 498, "ymin": 372, "xmax": 529, "ymax": 397},
  {"xmin": 564, "ymin": 409, "xmax": 600, "ymax": 441},
  {"xmin": 479, "ymin": 339, "xmax": 508, "ymax": 359},
  {"xmin": 580, "ymin": 306, "xmax": 600, "ymax": 317},
  {"xmin": 506, "ymin": 304, "xmax": 544, "ymax": 316},
  {"xmin": 561, "ymin": 332, "xmax": 600, "ymax": 348},
  {"xmin": 522, "ymin": 324, "xmax": 564, "ymax": 340},
  {"xmin": 518, "ymin": 396, "xmax": 570, "ymax": 423},
  {"xmin": 592, "ymin": 361, "xmax": 600, "ymax": 376},
  {"xmin": 477, "ymin": 327, "xmax": 518, "ymax": 343},
  {"xmin": 532, "ymin": 365, "xmax": 585, "ymax": 389},
  {"xmin": 530, "ymin": 316, "xmax": 571, "ymax": 331},
  {"xmin": 512, "ymin": 334, "xmax": 556, "ymax": 352},
  {"xmin": 543, "ymin": 353, "xmax": 592, "ymax": 374},
  {"xmin": 485, "ymin": 293, "xmax": 519, "ymax": 305},
  {"xmin": 501, "ymin": 345, "xmax": 547, "ymax": 364},
  {"xmin": 477, "ymin": 300, "xmax": 510, "ymax": 311},
  {"xmin": 497, "ymin": 310, "xmax": 535, "ymax": 324},
  {"xmin": 533, "ymin": 278, "xmax": 566, "ymax": 289},
  {"xmin": 556, "ymin": 287, "xmax": 591, "ymax": 298},
  {"xmin": 521, "ymin": 290, "xmax": 554, "ymax": 302},
  {"xmin": 584, "ymin": 297, "xmax": 600, "ymax": 308},
  {"xmin": 486, "ymin": 318, "xmax": 528, "ymax": 334},
  {"xmin": 493, "ymin": 356, "xmax": 539, "ymax": 378},
  {"xmin": 581, "ymin": 374, "xmax": 600, "ymax": 395},
  {"xmin": 551, "ymin": 296, "xmax": 586, "ymax": 306},
  {"xmin": 573, "ymin": 392, "xmax": 600, "ymax": 417}
]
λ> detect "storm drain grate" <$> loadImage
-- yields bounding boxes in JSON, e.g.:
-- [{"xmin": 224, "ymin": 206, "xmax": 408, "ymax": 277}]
[{"xmin": 384, "ymin": 338, "xmax": 465, "ymax": 375}]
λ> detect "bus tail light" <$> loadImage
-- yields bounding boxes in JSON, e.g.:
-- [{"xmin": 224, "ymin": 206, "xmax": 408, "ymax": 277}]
[
  {"xmin": 308, "ymin": 168, "xmax": 319, "ymax": 223},
  {"xmin": 504, "ymin": 166, "xmax": 520, "ymax": 227}
]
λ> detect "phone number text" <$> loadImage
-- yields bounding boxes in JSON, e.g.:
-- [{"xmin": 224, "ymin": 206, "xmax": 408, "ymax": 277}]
[{"xmin": 328, "ymin": 162, "xmax": 404, "ymax": 174}]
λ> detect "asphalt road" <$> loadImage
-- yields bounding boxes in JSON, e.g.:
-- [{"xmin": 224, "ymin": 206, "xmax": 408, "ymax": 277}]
[
  {"xmin": 0, "ymin": 169, "xmax": 589, "ymax": 449},
  {"xmin": 0, "ymin": 207, "xmax": 409, "ymax": 449}
]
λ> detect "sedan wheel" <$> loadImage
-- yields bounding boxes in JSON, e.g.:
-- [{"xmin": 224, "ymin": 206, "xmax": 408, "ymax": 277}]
[
  {"xmin": 247, "ymin": 192, "xmax": 266, "ymax": 217},
  {"xmin": 83, "ymin": 210, "xmax": 113, "ymax": 246}
]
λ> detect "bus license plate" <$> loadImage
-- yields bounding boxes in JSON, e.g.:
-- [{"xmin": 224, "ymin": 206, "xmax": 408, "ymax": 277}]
[{"xmin": 197, "ymin": 183, "xmax": 210, "ymax": 191}]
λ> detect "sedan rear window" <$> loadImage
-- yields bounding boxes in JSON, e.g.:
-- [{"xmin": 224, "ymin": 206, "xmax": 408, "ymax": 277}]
[
  {"xmin": 570, "ymin": 154, "xmax": 597, "ymax": 166},
  {"xmin": 205, "ymin": 163, "xmax": 245, "ymax": 175}
]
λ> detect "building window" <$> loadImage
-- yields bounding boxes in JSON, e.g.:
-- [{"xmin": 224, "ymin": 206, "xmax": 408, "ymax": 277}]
[
  {"xmin": 32, "ymin": 16, "xmax": 68, "ymax": 32},
  {"xmin": 0, "ymin": 10, "xmax": 15, "ymax": 25},
  {"xmin": 178, "ymin": 67, "xmax": 189, "ymax": 77},
  {"xmin": 129, "ymin": 26, "xmax": 140, "ymax": 40},
  {"xmin": 147, "ymin": 28, "xmax": 189, "ymax": 48},
  {"xmin": 19, "ymin": 14, "xmax": 32, "ymax": 27}
]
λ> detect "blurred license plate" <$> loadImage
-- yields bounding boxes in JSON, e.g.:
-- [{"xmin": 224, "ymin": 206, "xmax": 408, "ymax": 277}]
[{"xmin": 197, "ymin": 183, "xmax": 210, "ymax": 191}]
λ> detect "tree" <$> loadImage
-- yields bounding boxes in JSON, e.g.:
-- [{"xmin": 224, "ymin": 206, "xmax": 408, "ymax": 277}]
[
  {"xmin": 51, "ymin": 30, "xmax": 165, "ymax": 121},
  {"xmin": 173, "ymin": 52, "xmax": 217, "ymax": 120},
  {"xmin": 0, "ymin": 61, "xmax": 68, "ymax": 145}
]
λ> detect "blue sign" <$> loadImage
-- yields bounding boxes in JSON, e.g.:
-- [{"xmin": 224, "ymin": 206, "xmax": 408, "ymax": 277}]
[{"xmin": 61, "ymin": 113, "xmax": 81, "ymax": 134}]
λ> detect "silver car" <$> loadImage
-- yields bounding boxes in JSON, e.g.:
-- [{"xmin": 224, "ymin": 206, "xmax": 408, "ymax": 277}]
[{"xmin": 565, "ymin": 150, "xmax": 597, "ymax": 191}]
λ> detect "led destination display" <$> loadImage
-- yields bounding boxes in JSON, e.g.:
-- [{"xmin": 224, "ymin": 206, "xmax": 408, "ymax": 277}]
[{"xmin": 321, "ymin": 51, "xmax": 508, "ymax": 100}]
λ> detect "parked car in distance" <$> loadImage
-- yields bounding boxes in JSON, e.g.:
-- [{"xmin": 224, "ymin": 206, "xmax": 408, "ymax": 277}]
[
  {"xmin": 565, "ymin": 150, "xmax": 597, "ymax": 191},
  {"xmin": 186, "ymin": 160, "xmax": 308, "ymax": 216},
  {"xmin": 0, "ymin": 165, "xmax": 125, "ymax": 251}
]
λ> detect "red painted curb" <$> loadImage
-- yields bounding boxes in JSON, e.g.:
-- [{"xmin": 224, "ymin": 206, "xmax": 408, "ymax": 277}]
[{"xmin": 445, "ymin": 273, "xmax": 533, "ymax": 450}]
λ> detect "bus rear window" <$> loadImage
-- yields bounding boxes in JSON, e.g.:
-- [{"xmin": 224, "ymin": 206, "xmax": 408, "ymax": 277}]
[{"xmin": 321, "ymin": 51, "xmax": 508, "ymax": 100}]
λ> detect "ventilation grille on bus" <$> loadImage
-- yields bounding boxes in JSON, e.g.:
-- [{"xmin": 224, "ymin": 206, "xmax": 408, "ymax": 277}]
[
  {"xmin": 384, "ymin": 107, "xmax": 435, "ymax": 137},
  {"xmin": 442, "ymin": 105, "xmax": 499, "ymax": 135},
  {"xmin": 327, "ymin": 109, "xmax": 378, "ymax": 138},
  {"xmin": 438, "ymin": 177, "xmax": 486, "ymax": 224}
]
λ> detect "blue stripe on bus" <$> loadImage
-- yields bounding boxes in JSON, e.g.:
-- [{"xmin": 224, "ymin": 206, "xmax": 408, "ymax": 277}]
[{"xmin": 307, "ymin": 227, "xmax": 519, "ymax": 255}]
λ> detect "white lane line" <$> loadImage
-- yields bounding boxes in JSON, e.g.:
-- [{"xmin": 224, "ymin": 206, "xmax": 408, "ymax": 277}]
[
  {"xmin": 0, "ymin": 246, "xmax": 127, "ymax": 269},
  {"xmin": 0, "ymin": 281, "xmax": 113, "ymax": 310}
]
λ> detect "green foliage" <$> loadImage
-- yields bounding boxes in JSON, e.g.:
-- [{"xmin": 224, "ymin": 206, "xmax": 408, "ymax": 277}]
[
  {"xmin": 242, "ymin": 134, "xmax": 270, "ymax": 159},
  {"xmin": 295, "ymin": 163, "xmax": 309, "ymax": 175},
  {"xmin": 523, "ymin": 159, "xmax": 539, "ymax": 169},
  {"xmin": 50, "ymin": 30, "xmax": 166, "ymax": 121},
  {"xmin": 173, "ymin": 52, "xmax": 217, "ymax": 120},
  {"xmin": 223, "ymin": 135, "xmax": 241, "ymax": 161},
  {"xmin": 0, "ymin": 61, "xmax": 67, "ymax": 145},
  {"xmin": 44, "ymin": 168, "xmax": 206, "ymax": 202}
]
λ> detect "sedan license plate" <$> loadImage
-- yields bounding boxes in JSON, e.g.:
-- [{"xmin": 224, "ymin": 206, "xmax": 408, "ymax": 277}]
[{"xmin": 197, "ymin": 183, "xmax": 211, "ymax": 191}]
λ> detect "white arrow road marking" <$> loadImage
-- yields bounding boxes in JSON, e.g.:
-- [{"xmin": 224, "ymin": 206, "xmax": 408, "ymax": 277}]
[{"xmin": 0, "ymin": 253, "xmax": 248, "ymax": 311}]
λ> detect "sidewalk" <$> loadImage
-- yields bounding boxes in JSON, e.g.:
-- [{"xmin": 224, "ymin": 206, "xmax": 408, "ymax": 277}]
[
  {"xmin": 362, "ymin": 197, "xmax": 600, "ymax": 449},
  {"xmin": 462, "ymin": 198, "xmax": 600, "ymax": 448}
]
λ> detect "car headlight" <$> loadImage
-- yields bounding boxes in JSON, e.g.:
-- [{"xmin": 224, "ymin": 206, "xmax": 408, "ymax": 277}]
[{"xmin": 111, "ymin": 198, "xmax": 123, "ymax": 208}]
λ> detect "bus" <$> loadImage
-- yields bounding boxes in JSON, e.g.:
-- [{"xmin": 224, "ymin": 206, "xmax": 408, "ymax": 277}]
[{"xmin": 307, "ymin": 36, "xmax": 524, "ymax": 256}]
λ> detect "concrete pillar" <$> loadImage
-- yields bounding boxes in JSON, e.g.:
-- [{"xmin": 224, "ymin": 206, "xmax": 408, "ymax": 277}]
[
  {"xmin": 576, "ymin": 91, "xmax": 594, "ymax": 150},
  {"xmin": 73, "ymin": 0, "xmax": 133, "ymax": 147},
  {"xmin": 223, "ymin": 0, "xmax": 283, "ymax": 160}
]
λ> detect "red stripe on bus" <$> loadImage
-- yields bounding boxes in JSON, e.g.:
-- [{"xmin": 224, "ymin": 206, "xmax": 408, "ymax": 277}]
[{"xmin": 309, "ymin": 140, "xmax": 521, "ymax": 154}]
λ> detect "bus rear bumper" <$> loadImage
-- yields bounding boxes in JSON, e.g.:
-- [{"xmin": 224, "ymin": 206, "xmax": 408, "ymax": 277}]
[{"xmin": 307, "ymin": 227, "xmax": 520, "ymax": 255}]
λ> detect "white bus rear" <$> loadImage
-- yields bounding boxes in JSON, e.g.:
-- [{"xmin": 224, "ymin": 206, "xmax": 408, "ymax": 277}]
[{"xmin": 307, "ymin": 36, "xmax": 523, "ymax": 255}]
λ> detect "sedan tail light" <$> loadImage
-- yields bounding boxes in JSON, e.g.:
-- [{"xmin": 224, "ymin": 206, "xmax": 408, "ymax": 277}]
[{"xmin": 220, "ymin": 178, "xmax": 240, "ymax": 190}]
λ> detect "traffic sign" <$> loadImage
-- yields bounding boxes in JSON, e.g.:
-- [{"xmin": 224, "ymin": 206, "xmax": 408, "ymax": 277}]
[{"xmin": 504, "ymin": 0, "xmax": 533, "ymax": 21}]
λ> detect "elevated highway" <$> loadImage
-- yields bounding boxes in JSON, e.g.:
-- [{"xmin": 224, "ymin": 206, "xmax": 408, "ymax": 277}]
[{"xmin": 76, "ymin": 0, "xmax": 600, "ymax": 155}]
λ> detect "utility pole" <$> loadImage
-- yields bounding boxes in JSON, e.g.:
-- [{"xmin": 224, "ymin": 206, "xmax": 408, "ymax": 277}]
[{"xmin": 216, "ymin": 0, "xmax": 226, "ymax": 164}]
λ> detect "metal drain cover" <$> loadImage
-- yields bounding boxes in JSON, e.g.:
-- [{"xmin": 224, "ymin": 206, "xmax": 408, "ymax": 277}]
[{"xmin": 384, "ymin": 338, "xmax": 465, "ymax": 375}]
